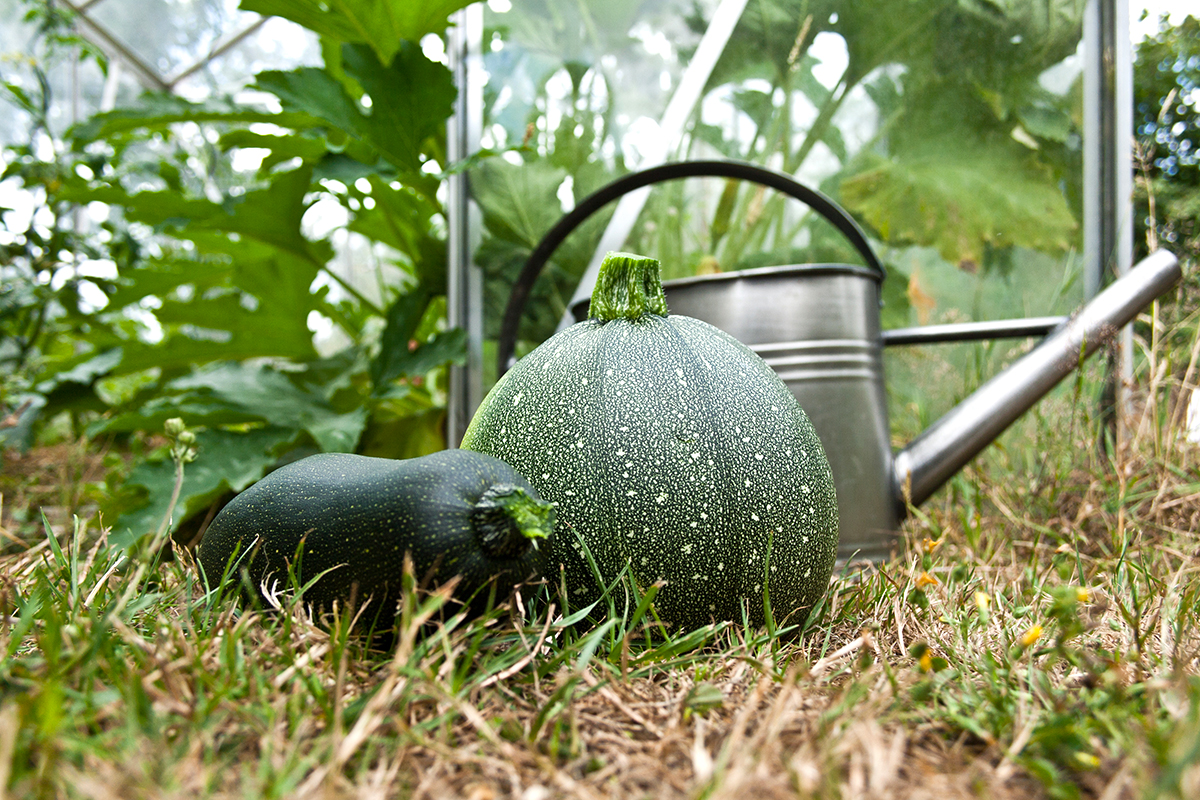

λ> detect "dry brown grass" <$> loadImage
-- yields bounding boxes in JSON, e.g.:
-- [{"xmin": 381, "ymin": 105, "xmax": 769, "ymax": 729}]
[{"xmin": 4, "ymin": 296, "xmax": 1200, "ymax": 799}]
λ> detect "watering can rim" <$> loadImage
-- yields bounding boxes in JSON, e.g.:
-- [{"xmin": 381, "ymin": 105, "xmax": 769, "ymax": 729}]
[
  {"xmin": 663, "ymin": 262, "xmax": 884, "ymax": 288},
  {"xmin": 568, "ymin": 262, "xmax": 883, "ymax": 322}
]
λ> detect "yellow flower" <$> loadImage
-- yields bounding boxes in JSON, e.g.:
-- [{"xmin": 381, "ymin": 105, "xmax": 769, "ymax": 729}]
[
  {"xmin": 922, "ymin": 537, "xmax": 942, "ymax": 554},
  {"xmin": 915, "ymin": 571, "xmax": 940, "ymax": 589},
  {"xmin": 918, "ymin": 650, "xmax": 933, "ymax": 672},
  {"xmin": 974, "ymin": 591, "xmax": 990, "ymax": 611},
  {"xmin": 1021, "ymin": 625, "xmax": 1043, "ymax": 648},
  {"xmin": 1075, "ymin": 587, "xmax": 1090, "ymax": 603}
]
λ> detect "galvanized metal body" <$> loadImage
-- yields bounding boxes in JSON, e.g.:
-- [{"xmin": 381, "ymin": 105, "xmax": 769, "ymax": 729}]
[{"xmin": 656, "ymin": 265, "xmax": 895, "ymax": 562}]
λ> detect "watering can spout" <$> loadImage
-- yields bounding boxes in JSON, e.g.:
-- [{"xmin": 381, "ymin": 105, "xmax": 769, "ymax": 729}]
[{"xmin": 891, "ymin": 250, "xmax": 1181, "ymax": 514}]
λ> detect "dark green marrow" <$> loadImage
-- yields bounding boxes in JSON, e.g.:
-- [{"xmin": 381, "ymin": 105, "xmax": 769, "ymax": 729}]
[{"xmin": 197, "ymin": 449, "xmax": 555, "ymax": 623}]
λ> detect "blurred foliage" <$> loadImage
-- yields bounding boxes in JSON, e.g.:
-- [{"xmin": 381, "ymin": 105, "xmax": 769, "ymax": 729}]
[
  {"xmin": 0, "ymin": 0, "xmax": 469, "ymax": 545},
  {"xmin": 1134, "ymin": 14, "xmax": 1199, "ymax": 264}
]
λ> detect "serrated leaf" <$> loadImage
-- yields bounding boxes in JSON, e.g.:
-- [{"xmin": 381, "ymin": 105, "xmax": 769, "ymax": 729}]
[
  {"xmin": 68, "ymin": 93, "xmax": 319, "ymax": 143},
  {"xmin": 168, "ymin": 362, "xmax": 368, "ymax": 453},
  {"xmin": 112, "ymin": 278, "xmax": 318, "ymax": 373},
  {"xmin": 840, "ymin": 143, "xmax": 1076, "ymax": 267},
  {"xmin": 348, "ymin": 176, "xmax": 442, "ymax": 264},
  {"xmin": 109, "ymin": 425, "xmax": 298, "ymax": 547},
  {"xmin": 471, "ymin": 158, "xmax": 568, "ymax": 246},
  {"xmin": 62, "ymin": 166, "xmax": 325, "ymax": 265},
  {"xmin": 254, "ymin": 67, "xmax": 369, "ymax": 138},
  {"xmin": 341, "ymin": 42, "xmax": 456, "ymax": 175},
  {"xmin": 217, "ymin": 129, "xmax": 333, "ymax": 170},
  {"xmin": 242, "ymin": 0, "xmax": 475, "ymax": 66},
  {"xmin": 254, "ymin": 44, "xmax": 454, "ymax": 176},
  {"xmin": 105, "ymin": 256, "xmax": 233, "ymax": 310}
]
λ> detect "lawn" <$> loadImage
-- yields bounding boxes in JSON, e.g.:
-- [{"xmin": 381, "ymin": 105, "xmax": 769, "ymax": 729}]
[{"xmin": 3, "ymin": 300, "xmax": 1199, "ymax": 800}]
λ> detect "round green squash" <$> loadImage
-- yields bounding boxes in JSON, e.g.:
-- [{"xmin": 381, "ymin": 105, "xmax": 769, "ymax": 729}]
[
  {"xmin": 461, "ymin": 252, "xmax": 838, "ymax": 629},
  {"xmin": 196, "ymin": 449, "xmax": 555, "ymax": 625}
]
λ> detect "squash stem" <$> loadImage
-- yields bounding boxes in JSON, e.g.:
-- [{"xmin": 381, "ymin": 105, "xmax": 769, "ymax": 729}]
[
  {"xmin": 588, "ymin": 252, "xmax": 669, "ymax": 322},
  {"xmin": 471, "ymin": 485, "xmax": 556, "ymax": 559}
]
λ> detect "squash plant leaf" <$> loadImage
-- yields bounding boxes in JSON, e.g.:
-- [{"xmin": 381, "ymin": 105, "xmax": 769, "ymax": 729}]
[
  {"xmin": 97, "ymin": 362, "xmax": 368, "ymax": 455},
  {"xmin": 471, "ymin": 158, "xmax": 568, "ymax": 247},
  {"xmin": 839, "ymin": 141, "xmax": 1076, "ymax": 268},
  {"xmin": 67, "ymin": 93, "xmax": 319, "ymax": 143},
  {"xmin": 348, "ymin": 176, "xmax": 446, "ymax": 287},
  {"xmin": 62, "ymin": 165, "xmax": 326, "ymax": 266},
  {"xmin": 254, "ymin": 67, "xmax": 369, "ymax": 140},
  {"xmin": 241, "ymin": 0, "xmax": 476, "ymax": 66},
  {"xmin": 112, "ymin": 281, "xmax": 320, "ymax": 374},
  {"xmin": 254, "ymin": 43, "xmax": 454, "ymax": 177},
  {"xmin": 370, "ymin": 288, "xmax": 467, "ymax": 392},
  {"xmin": 108, "ymin": 425, "xmax": 299, "ymax": 549},
  {"xmin": 340, "ymin": 42, "xmax": 455, "ymax": 176}
]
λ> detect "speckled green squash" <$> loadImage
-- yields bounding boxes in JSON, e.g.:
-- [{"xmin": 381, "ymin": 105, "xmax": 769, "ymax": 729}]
[
  {"xmin": 461, "ymin": 252, "xmax": 838, "ymax": 630},
  {"xmin": 196, "ymin": 450, "xmax": 555, "ymax": 623}
]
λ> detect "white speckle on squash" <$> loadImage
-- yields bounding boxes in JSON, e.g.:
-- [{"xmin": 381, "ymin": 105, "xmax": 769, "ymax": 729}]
[{"xmin": 513, "ymin": 391, "xmax": 524, "ymax": 406}]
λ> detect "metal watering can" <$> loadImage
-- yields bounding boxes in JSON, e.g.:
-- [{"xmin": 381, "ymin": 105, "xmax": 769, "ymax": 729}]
[{"xmin": 496, "ymin": 161, "xmax": 1182, "ymax": 562}]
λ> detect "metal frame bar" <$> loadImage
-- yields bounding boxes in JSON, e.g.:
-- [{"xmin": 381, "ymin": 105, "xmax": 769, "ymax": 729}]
[
  {"xmin": 1083, "ymin": 0, "xmax": 1135, "ymax": 430},
  {"xmin": 445, "ymin": 4, "xmax": 485, "ymax": 447},
  {"xmin": 61, "ymin": 0, "xmax": 271, "ymax": 95}
]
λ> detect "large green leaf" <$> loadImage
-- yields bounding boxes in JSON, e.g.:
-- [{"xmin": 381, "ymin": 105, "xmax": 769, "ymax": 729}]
[
  {"xmin": 471, "ymin": 158, "xmax": 567, "ymax": 247},
  {"xmin": 68, "ymin": 93, "xmax": 319, "ymax": 144},
  {"xmin": 60, "ymin": 165, "xmax": 329, "ymax": 373},
  {"xmin": 472, "ymin": 157, "xmax": 617, "ymax": 344},
  {"xmin": 241, "ymin": 0, "xmax": 476, "ymax": 66},
  {"xmin": 98, "ymin": 362, "xmax": 367, "ymax": 453},
  {"xmin": 109, "ymin": 425, "xmax": 298, "ymax": 547},
  {"xmin": 341, "ymin": 43, "xmax": 455, "ymax": 174},
  {"xmin": 62, "ymin": 166, "xmax": 326, "ymax": 265},
  {"xmin": 254, "ymin": 43, "xmax": 454, "ymax": 176},
  {"xmin": 347, "ymin": 176, "xmax": 445, "ymax": 281},
  {"xmin": 112, "ymin": 291, "xmax": 316, "ymax": 373},
  {"xmin": 367, "ymin": 285, "xmax": 465, "ymax": 392},
  {"xmin": 840, "ymin": 142, "xmax": 1076, "ymax": 268}
]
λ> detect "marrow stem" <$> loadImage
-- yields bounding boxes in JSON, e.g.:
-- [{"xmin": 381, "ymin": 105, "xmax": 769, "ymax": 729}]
[{"xmin": 588, "ymin": 251, "xmax": 670, "ymax": 322}]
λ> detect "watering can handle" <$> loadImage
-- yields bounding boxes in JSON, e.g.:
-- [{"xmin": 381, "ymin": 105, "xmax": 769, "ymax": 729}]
[{"xmin": 497, "ymin": 159, "xmax": 884, "ymax": 374}]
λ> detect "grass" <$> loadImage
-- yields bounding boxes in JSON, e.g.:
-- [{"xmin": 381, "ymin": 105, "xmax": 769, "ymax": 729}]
[{"xmin": 4, "ymin": 293, "xmax": 1200, "ymax": 799}]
